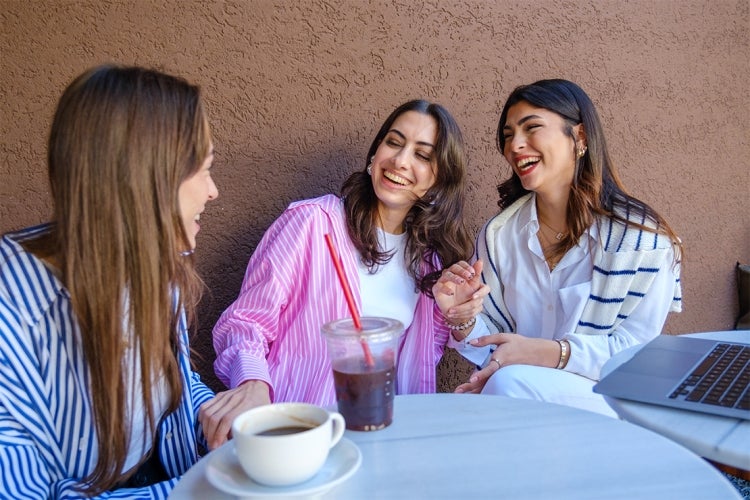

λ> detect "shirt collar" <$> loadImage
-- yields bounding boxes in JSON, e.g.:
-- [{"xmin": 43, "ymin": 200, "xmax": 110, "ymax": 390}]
[{"xmin": 522, "ymin": 193, "xmax": 598, "ymax": 250}]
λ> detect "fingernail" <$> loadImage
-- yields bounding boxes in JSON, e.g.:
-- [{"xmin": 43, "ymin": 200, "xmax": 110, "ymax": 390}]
[{"xmin": 469, "ymin": 339, "xmax": 478, "ymax": 345}]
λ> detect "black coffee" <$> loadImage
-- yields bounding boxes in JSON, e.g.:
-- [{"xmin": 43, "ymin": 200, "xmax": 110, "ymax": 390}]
[
  {"xmin": 256, "ymin": 425, "xmax": 313, "ymax": 436},
  {"xmin": 332, "ymin": 357, "xmax": 394, "ymax": 431}
]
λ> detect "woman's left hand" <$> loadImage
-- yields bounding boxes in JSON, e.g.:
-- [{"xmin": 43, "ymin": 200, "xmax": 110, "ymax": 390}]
[{"xmin": 454, "ymin": 333, "xmax": 560, "ymax": 393}]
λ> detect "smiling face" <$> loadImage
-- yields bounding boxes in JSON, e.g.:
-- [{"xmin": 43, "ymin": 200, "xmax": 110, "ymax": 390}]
[
  {"xmin": 501, "ymin": 101, "xmax": 584, "ymax": 199},
  {"xmin": 178, "ymin": 143, "xmax": 218, "ymax": 250},
  {"xmin": 370, "ymin": 110, "xmax": 438, "ymax": 232}
]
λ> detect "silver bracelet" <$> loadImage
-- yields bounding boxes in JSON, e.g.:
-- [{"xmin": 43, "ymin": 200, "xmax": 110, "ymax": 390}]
[{"xmin": 446, "ymin": 316, "xmax": 477, "ymax": 331}]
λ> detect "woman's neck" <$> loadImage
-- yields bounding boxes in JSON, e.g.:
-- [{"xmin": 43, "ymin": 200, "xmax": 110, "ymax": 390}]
[
  {"xmin": 376, "ymin": 206, "xmax": 406, "ymax": 235},
  {"xmin": 535, "ymin": 193, "xmax": 568, "ymax": 233}
]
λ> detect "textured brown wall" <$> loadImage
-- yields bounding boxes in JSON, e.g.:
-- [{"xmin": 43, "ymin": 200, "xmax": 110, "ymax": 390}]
[{"xmin": 2, "ymin": 0, "xmax": 748, "ymax": 392}]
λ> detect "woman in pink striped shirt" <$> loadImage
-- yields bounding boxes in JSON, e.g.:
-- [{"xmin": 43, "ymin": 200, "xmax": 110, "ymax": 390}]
[{"xmin": 200, "ymin": 100, "xmax": 486, "ymax": 449}]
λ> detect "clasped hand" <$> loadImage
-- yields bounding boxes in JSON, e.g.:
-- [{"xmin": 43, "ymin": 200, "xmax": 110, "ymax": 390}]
[{"xmin": 432, "ymin": 260, "xmax": 490, "ymax": 327}]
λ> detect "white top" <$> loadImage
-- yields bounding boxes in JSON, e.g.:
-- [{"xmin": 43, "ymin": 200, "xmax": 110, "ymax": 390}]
[
  {"xmin": 600, "ymin": 330, "xmax": 750, "ymax": 470},
  {"xmin": 169, "ymin": 394, "xmax": 741, "ymax": 499},
  {"xmin": 357, "ymin": 229, "xmax": 418, "ymax": 330},
  {"xmin": 122, "ymin": 296, "xmax": 170, "ymax": 472}
]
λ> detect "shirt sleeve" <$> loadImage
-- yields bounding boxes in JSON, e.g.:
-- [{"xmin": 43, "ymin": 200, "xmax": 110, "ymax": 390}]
[
  {"xmin": 212, "ymin": 224, "xmax": 290, "ymax": 394},
  {"xmin": 211, "ymin": 204, "xmax": 324, "ymax": 394},
  {"xmin": 1, "ymin": 386, "xmax": 182, "ymax": 499},
  {"xmin": 564, "ymin": 251, "xmax": 679, "ymax": 379},
  {"xmin": 188, "ymin": 370, "xmax": 214, "ymax": 451},
  {"xmin": 0, "ymin": 410, "xmax": 51, "ymax": 498},
  {"xmin": 447, "ymin": 313, "xmax": 492, "ymax": 367},
  {"xmin": 0, "ymin": 299, "xmax": 54, "ymax": 498}
]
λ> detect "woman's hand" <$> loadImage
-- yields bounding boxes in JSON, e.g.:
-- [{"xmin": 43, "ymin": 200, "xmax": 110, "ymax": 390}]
[
  {"xmin": 454, "ymin": 333, "xmax": 561, "ymax": 393},
  {"xmin": 199, "ymin": 380, "xmax": 271, "ymax": 450},
  {"xmin": 433, "ymin": 260, "xmax": 489, "ymax": 325}
]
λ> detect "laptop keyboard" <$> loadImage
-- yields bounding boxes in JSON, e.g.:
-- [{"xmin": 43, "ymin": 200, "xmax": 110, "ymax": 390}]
[{"xmin": 669, "ymin": 343, "xmax": 750, "ymax": 410}]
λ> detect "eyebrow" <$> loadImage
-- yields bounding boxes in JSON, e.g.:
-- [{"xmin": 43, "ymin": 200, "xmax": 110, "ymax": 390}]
[
  {"xmin": 388, "ymin": 129, "xmax": 435, "ymax": 148},
  {"xmin": 503, "ymin": 114, "xmax": 543, "ymax": 130}
]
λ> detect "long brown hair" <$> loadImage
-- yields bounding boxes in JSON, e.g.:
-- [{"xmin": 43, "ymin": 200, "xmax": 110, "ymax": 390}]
[
  {"xmin": 24, "ymin": 65, "xmax": 210, "ymax": 494},
  {"xmin": 495, "ymin": 79, "xmax": 682, "ymax": 262},
  {"xmin": 341, "ymin": 100, "xmax": 473, "ymax": 295}
]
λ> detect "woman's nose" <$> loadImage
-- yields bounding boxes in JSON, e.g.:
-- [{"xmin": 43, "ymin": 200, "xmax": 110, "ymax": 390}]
[
  {"xmin": 510, "ymin": 134, "xmax": 525, "ymax": 152},
  {"xmin": 393, "ymin": 148, "xmax": 409, "ymax": 168}
]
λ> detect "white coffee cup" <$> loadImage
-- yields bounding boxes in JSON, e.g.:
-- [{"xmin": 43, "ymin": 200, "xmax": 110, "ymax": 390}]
[{"xmin": 231, "ymin": 402, "xmax": 346, "ymax": 486}]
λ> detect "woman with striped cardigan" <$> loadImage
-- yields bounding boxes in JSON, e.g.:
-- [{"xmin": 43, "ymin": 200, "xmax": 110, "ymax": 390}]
[{"xmin": 434, "ymin": 79, "xmax": 683, "ymax": 416}]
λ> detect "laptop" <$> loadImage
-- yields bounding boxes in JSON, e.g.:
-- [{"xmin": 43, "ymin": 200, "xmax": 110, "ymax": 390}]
[{"xmin": 593, "ymin": 334, "xmax": 750, "ymax": 420}]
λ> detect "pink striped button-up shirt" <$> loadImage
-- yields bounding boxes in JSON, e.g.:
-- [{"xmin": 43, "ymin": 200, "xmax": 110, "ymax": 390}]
[{"xmin": 212, "ymin": 195, "xmax": 449, "ymax": 405}]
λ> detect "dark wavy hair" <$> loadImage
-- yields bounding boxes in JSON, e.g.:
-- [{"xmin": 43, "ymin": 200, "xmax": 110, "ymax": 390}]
[
  {"xmin": 341, "ymin": 99, "xmax": 473, "ymax": 295},
  {"xmin": 495, "ymin": 79, "xmax": 682, "ymax": 262}
]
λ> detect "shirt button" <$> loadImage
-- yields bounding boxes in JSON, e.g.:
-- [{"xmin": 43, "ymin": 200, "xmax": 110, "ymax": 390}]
[
  {"xmin": 165, "ymin": 432, "xmax": 173, "ymax": 440},
  {"xmin": 547, "ymin": 305, "xmax": 553, "ymax": 311}
]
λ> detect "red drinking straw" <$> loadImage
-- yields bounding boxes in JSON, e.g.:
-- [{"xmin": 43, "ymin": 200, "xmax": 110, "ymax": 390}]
[{"xmin": 324, "ymin": 233, "xmax": 375, "ymax": 367}]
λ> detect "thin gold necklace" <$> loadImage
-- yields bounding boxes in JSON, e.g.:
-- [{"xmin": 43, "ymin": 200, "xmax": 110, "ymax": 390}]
[
  {"xmin": 538, "ymin": 217, "xmax": 565, "ymax": 241},
  {"xmin": 537, "ymin": 228, "xmax": 562, "ymax": 270}
]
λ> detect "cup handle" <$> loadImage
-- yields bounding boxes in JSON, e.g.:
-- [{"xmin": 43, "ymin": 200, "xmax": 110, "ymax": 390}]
[{"xmin": 328, "ymin": 411, "xmax": 345, "ymax": 448}]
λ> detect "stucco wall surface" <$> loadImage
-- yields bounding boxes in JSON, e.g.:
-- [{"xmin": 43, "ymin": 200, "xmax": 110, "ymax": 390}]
[{"xmin": 1, "ymin": 0, "xmax": 748, "ymax": 392}]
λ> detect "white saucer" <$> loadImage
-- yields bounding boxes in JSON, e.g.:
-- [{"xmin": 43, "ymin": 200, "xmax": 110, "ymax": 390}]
[{"xmin": 205, "ymin": 437, "xmax": 362, "ymax": 498}]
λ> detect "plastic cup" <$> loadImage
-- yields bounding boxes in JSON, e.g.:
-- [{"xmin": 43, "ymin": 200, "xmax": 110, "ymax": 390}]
[{"xmin": 322, "ymin": 317, "xmax": 403, "ymax": 431}]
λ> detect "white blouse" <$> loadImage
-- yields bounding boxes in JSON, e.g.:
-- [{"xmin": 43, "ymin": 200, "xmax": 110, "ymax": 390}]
[{"xmin": 452, "ymin": 198, "xmax": 676, "ymax": 378}]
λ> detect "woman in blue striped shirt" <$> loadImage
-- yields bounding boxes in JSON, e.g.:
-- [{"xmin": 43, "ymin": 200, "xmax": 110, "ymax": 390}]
[{"xmin": 0, "ymin": 65, "xmax": 218, "ymax": 497}]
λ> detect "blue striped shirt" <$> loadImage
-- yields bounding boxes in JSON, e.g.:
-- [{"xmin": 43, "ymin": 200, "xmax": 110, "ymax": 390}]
[{"xmin": 0, "ymin": 224, "xmax": 214, "ymax": 498}]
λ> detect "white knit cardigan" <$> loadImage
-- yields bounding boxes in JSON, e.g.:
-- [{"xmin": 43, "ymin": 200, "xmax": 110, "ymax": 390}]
[{"xmin": 476, "ymin": 194, "xmax": 682, "ymax": 337}]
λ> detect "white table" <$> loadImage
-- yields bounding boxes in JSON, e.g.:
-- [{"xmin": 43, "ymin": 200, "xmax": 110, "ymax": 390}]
[
  {"xmin": 600, "ymin": 330, "xmax": 750, "ymax": 471},
  {"xmin": 170, "ymin": 393, "xmax": 741, "ymax": 499}
]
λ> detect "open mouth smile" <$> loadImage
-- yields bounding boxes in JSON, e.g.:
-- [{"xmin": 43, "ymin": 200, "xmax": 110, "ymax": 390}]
[
  {"xmin": 515, "ymin": 156, "xmax": 540, "ymax": 174},
  {"xmin": 383, "ymin": 171, "xmax": 409, "ymax": 186}
]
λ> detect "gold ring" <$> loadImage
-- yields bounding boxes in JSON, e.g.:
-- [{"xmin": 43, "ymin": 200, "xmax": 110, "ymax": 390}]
[{"xmin": 491, "ymin": 358, "xmax": 502, "ymax": 370}]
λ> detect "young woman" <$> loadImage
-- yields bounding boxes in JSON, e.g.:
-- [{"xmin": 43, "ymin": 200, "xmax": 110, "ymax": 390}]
[
  {"xmin": 202, "ymin": 100, "xmax": 484, "ymax": 448},
  {"xmin": 0, "ymin": 65, "xmax": 218, "ymax": 497},
  {"xmin": 435, "ymin": 79, "xmax": 682, "ymax": 416}
]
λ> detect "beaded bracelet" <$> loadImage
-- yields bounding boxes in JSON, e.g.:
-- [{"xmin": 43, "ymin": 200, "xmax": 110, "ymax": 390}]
[
  {"xmin": 556, "ymin": 339, "xmax": 570, "ymax": 369},
  {"xmin": 446, "ymin": 316, "xmax": 477, "ymax": 331}
]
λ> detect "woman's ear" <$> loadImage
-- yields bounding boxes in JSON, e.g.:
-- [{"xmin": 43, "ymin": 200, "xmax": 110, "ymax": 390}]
[
  {"xmin": 573, "ymin": 124, "xmax": 588, "ymax": 159},
  {"xmin": 574, "ymin": 123, "xmax": 587, "ymax": 150}
]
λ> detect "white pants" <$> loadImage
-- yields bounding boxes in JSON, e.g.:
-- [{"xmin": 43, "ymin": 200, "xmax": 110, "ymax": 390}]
[{"xmin": 481, "ymin": 364, "xmax": 618, "ymax": 418}]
